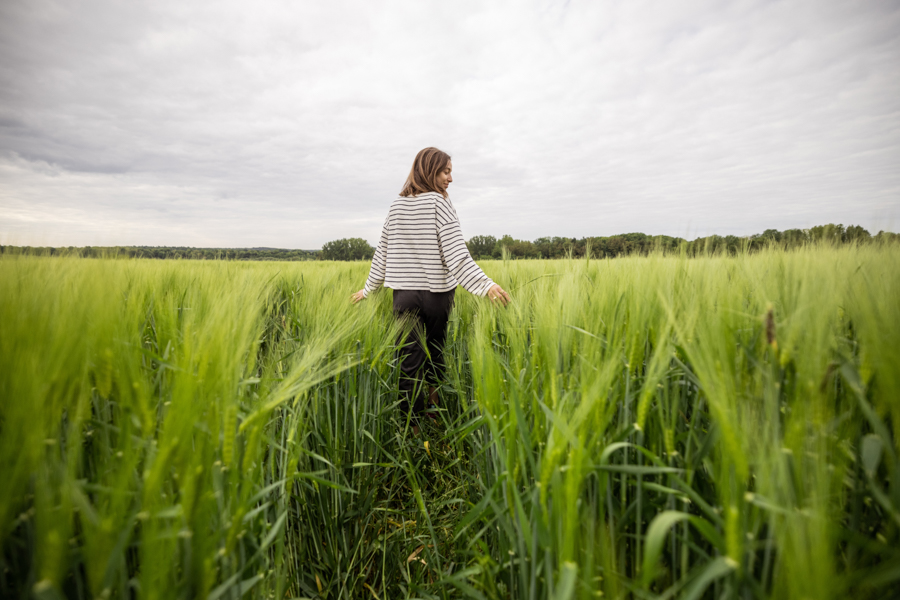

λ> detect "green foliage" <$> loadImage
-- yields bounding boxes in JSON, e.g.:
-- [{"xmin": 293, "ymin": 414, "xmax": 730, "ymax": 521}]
[
  {"xmin": 476, "ymin": 224, "xmax": 889, "ymax": 260},
  {"xmin": 1, "ymin": 246, "xmax": 898, "ymax": 599},
  {"xmin": 466, "ymin": 235, "xmax": 497, "ymax": 259},
  {"xmin": 0, "ymin": 245, "xmax": 318, "ymax": 260},
  {"xmin": 319, "ymin": 237, "xmax": 375, "ymax": 261},
  {"xmin": 1, "ymin": 224, "xmax": 893, "ymax": 264}
]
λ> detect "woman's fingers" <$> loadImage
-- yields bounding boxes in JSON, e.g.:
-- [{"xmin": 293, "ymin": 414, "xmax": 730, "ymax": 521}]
[{"xmin": 488, "ymin": 285, "xmax": 511, "ymax": 306}]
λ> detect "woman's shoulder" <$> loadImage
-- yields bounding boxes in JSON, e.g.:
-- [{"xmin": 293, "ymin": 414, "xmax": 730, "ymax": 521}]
[
  {"xmin": 395, "ymin": 191, "xmax": 447, "ymax": 204},
  {"xmin": 424, "ymin": 191, "xmax": 452, "ymax": 206}
]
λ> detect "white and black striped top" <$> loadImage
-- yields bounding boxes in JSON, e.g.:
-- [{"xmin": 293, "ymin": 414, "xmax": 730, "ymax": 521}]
[{"xmin": 363, "ymin": 191, "xmax": 494, "ymax": 297}]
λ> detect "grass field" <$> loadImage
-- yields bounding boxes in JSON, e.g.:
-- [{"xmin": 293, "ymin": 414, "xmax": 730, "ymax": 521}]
[{"xmin": 1, "ymin": 246, "xmax": 898, "ymax": 599}]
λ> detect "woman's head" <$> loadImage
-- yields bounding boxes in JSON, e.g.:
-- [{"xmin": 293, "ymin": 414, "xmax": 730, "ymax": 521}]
[{"xmin": 399, "ymin": 147, "xmax": 452, "ymax": 198}]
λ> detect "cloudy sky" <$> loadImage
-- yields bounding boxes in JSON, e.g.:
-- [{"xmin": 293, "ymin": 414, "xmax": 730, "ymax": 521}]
[{"xmin": 1, "ymin": 0, "xmax": 898, "ymax": 249}]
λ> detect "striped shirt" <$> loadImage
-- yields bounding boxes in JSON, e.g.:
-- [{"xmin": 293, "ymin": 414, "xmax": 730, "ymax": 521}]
[{"xmin": 363, "ymin": 191, "xmax": 494, "ymax": 297}]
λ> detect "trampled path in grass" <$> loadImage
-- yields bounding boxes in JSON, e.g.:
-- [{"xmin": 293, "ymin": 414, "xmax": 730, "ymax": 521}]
[{"xmin": 1, "ymin": 247, "xmax": 898, "ymax": 599}]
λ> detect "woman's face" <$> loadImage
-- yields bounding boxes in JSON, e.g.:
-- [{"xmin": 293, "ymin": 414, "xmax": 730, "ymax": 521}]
[{"xmin": 435, "ymin": 161, "xmax": 453, "ymax": 191}]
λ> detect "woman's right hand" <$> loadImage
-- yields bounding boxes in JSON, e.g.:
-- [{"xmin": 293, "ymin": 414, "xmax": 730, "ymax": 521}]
[
  {"xmin": 487, "ymin": 284, "xmax": 511, "ymax": 307},
  {"xmin": 351, "ymin": 290, "xmax": 366, "ymax": 304}
]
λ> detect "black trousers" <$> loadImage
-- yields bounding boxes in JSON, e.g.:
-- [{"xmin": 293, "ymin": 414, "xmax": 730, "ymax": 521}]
[{"xmin": 392, "ymin": 288, "xmax": 455, "ymax": 415}]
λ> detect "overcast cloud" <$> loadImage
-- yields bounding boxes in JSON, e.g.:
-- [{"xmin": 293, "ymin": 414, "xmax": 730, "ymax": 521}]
[{"xmin": 1, "ymin": 0, "xmax": 898, "ymax": 248}]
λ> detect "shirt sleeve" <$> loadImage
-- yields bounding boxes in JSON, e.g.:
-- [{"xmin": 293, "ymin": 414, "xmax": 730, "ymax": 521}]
[
  {"xmin": 362, "ymin": 217, "xmax": 389, "ymax": 297},
  {"xmin": 435, "ymin": 198, "xmax": 495, "ymax": 296}
]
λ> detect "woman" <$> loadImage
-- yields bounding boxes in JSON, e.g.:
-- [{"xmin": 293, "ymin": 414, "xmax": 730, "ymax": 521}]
[{"xmin": 351, "ymin": 147, "xmax": 510, "ymax": 422}]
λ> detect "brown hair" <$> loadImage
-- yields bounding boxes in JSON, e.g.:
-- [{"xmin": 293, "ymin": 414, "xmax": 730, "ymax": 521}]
[{"xmin": 399, "ymin": 147, "xmax": 451, "ymax": 198}]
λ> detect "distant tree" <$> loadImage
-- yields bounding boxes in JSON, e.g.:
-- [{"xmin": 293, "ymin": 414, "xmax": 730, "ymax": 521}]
[
  {"xmin": 844, "ymin": 225, "xmax": 871, "ymax": 243},
  {"xmin": 534, "ymin": 237, "xmax": 568, "ymax": 259},
  {"xmin": 809, "ymin": 224, "xmax": 844, "ymax": 244},
  {"xmin": 320, "ymin": 237, "xmax": 375, "ymax": 261},
  {"xmin": 875, "ymin": 231, "xmax": 900, "ymax": 244},
  {"xmin": 724, "ymin": 235, "xmax": 742, "ymax": 255},
  {"xmin": 781, "ymin": 229, "xmax": 807, "ymax": 248},
  {"xmin": 606, "ymin": 235, "xmax": 627, "ymax": 257},
  {"xmin": 488, "ymin": 235, "xmax": 538, "ymax": 259},
  {"xmin": 492, "ymin": 235, "xmax": 514, "ymax": 258},
  {"xmin": 694, "ymin": 235, "xmax": 726, "ymax": 255},
  {"xmin": 489, "ymin": 235, "xmax": 538, "ymax": 259},
  {"xmin": 761, "ymin": 229, "xmax": 781, "ymax": 241},
  {"xmin": 466, "ymin": 235, "xmax": 497, "ymax": 259},
  {"xmin": 756, "ymin": 229, "xmax": 782, "ymax": 250}
]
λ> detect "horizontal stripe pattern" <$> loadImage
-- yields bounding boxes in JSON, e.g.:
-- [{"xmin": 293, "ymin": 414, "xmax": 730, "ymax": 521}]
[{"xmin": 363, "ymin": 192, "xmax": 494, "ymax": 297}]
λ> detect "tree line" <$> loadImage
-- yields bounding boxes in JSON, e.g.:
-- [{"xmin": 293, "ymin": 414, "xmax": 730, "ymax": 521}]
[
  {"xmin": 3, "ymin": 224, "xmax": 897, "ymax": 262},
  {"xmin": 0, "ymin": 246, "xmax": 318, "ymax": 261},
  {"xmin": 465, "ymin": 224, "xmax": 897, "ymax": 259}
]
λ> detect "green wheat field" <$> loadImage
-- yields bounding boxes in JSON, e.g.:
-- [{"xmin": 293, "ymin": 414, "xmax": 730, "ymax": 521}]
[{"xmin": 1, "ymin": 246, "xmax": 898, "ymax": 599}]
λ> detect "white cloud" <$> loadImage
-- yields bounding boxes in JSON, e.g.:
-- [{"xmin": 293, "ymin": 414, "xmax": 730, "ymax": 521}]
[{"xmin": 1, "ymin": 0, "xmax": 898, "ymax": 247}]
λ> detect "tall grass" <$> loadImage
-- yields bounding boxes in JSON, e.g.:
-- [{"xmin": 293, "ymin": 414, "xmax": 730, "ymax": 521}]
[{"xmin": 0, "ymin": 245, "xmax": 897, "ymax": 599}]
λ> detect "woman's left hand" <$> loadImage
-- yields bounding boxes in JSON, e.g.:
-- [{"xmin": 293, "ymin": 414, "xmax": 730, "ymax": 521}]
[
  {"xmin": 351, "ymin": 290, "xmax": 366, "ymax": 304},
  {"xmin": 487, "ymin": 284, "xmax": 511, "ymax": 307}
]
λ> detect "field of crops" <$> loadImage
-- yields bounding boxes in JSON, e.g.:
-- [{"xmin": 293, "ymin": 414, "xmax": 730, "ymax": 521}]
[{"xmin": 1, "ymin": 246, "xmax": 898, "ymax": 599}]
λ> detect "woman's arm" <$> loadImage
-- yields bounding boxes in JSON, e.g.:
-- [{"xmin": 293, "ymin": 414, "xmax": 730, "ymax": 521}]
[
  {"xmin": 436, "ymin": 200, "xmax": 510, "ymax": 305},
  {"xmin": 352, "ymin": 218, "xmax": 389, "ymax": 303}
]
